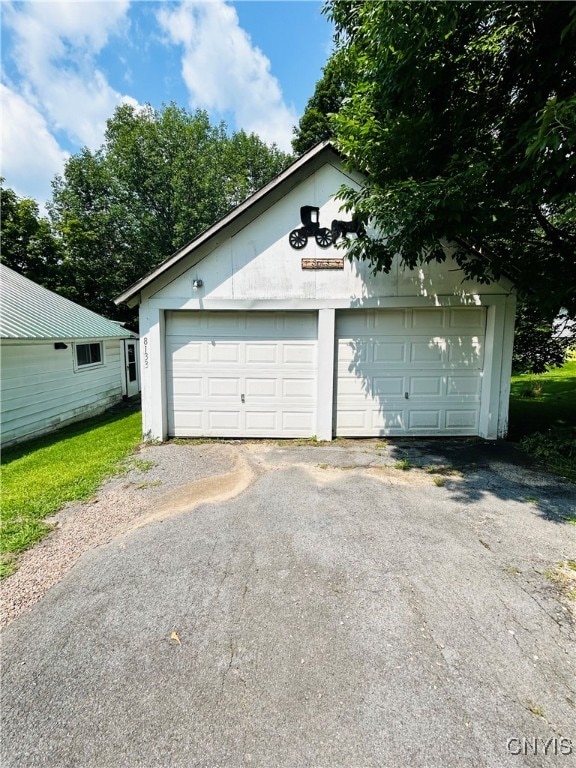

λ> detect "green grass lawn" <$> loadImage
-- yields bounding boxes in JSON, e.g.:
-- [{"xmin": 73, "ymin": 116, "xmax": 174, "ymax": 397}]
[
  {"xmin": 508, "ymin": 355, "xmax": 576, "ymax": 483},
  {"xmin": 1, "ymin": 405, "xmax": 142, "ymax": 578},
  {"xmin": 508, "ymin": 357, "xmax": 576, "ymax": 441}
]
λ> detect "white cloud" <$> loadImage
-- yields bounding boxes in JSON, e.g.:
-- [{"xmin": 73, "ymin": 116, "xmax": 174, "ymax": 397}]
[
  {"xmin": 158, "ymin": 0, "xmax": 297, "ymax": 150},
  {"xmin": 1, "ymin": 84, "xmax": 69, "ymax": 207},
  {"xmin": 3, "ymin": 0, "xmax": 137, "ymax": 150}
]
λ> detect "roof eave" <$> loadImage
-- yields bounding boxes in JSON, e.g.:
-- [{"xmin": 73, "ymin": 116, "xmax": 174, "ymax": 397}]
[{"xmin": 1, "ymin": 332, "xmax": 133, "ymax": 342}]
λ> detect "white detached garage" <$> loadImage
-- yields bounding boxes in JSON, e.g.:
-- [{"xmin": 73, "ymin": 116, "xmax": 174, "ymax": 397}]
[{"xmin": 115, "ymin": 142, "xmax": 515, "ymax": 441}]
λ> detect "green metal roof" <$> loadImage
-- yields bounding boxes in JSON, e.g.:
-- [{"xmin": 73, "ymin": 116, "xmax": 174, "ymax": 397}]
[{"xmin": 0, "ymin": 265, "xmax": 133, "ymax": 341}]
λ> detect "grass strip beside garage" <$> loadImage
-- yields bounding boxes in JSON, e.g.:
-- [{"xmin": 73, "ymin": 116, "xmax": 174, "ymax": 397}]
[
  {"xmin": 509, "ymin": 356, "xmax": 576, "ymax": 483},
  {"xmin": 1, "ymin": 405, "xmax": 142, "ymax": 578},
  {"xmin": 509, "ymin": 357, "xmax": 576, "ymax": 438}
]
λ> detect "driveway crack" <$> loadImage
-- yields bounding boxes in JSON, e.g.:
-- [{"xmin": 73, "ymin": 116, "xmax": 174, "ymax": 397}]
[{"xmin": 220, "ymin": 639, "xmax": 237, "ymax": 699}]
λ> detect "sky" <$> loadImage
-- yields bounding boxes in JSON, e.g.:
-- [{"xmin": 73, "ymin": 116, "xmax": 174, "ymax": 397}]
[{"xmin": 1, "ymin": 0, "xmax": 334, "ymax": 208}]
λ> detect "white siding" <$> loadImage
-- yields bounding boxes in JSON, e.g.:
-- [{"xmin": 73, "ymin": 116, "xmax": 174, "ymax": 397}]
[{"xmin": 1, "ymin": 339, "xmax": 125, "ymax": 446}]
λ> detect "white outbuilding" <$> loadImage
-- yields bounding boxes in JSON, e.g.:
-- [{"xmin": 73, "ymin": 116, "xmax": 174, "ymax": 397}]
[
  {"xmin": 1, "ymin": 265, "xmax": 140, "ymax": 447},
  {"xmin": 115, "ymin": 142, "xmax": 516, "ymax": 442}
]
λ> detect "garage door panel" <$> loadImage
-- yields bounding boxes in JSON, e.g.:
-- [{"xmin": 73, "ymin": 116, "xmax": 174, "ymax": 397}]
[
  {"xmin": 408, "ymin": 410, "xmax": 441, "ymax": 429},
  {"xmin": 447, "ymin": 339, "xmax": 484, "ymax": 367},
  {"xmin": 374, "ymin": 310, "xmax": 408, "ymax": 331},
  {"xmin": 447, "ymin": 375, "xmax": 481, "ymax": 396},
  {"xmin": 374, "ymin": 342, "xmax": 407, "ymax": 363},
  {"xmin": 411, "ymin": 309, "xmax": 447, "ymax": 330},
  {"xmin": 166, "ymin": 311, "xmax": 317, "ymax": 437},
  {"xmin": 168, "ymin": 341, "xmax": 202, "ymax": 362},
  {"xmin": 446, "ymin": 410, "xmax": 479, "ymax": 429},
  {"xmin": 336, "ymin": 376, "xmax": 369, "ymax": 398},
  {"xmin": 245, "ymin": 344, "xmax": 278, "ymax": 364},
  {"xmin": 449, "ymin": 307, "xmax": 484, "ymax": 329},
  {"xmin": 244, "ymin": 411, "xmax": 276, "ymax": 431},
  {"xmin": 166, "ymin": 311, "xmax": 317, "ymax": 337},
  {"xmin": 335, "ymin": 308, "xmax": 485, "ymax": 436},
  {"xmin": 167, "ymin": 312, "xmax": 243, "ymax": 336},
  {"xmin": 166, "ymin": 313, "xmax": 205, "ymax": 335},
  {"xmin": 282, "ymin": 378, "xmax": 315, "ymax": 399},
  {"xmin": 371, "ymin": 410, "xmax": 404, "ymax": 430},
  {"xmin": 282, "ymin": 412, "xmax": 315, "ymax": 431},
  {"xmin": 410, "ymin": 341, "xmax": 445, "ymax": 364},
  {"xmin": 208, "ymin": 411, "xmax": 241, "ymax": 430},
  {"xmin": 201, "ymin": 313, "xmax": 245, "ymax": 334},
  {"xmin": 337, "ymin": 339, "xmax": 366, "ymax": 364},
  {"xmin": 245, "ymin": 378, "xmax": 277, "ymax": 397},
  {"xmin": 170, "ymin": 410, "xmax": 203, "ymax": 432},
  {"xmin": 282, "ymin": 343, "xmax": 316, "ymax": 365},
  {"xmin": 170, "ymin": 377, "xmax": 203, "ymax": 397},
  {"xmin": 336, "ymin": 410, "xmax": 369, "ymax": 430},
  {"xmin": 337, "ymin": 313, "xmax": 371, "ymax": 335},
  {"xmin": 335, "ymin": 376, "xmax": 381, "ymax": 400},
  {"xmin": 373, "ymin": 377, "xmax": 404, "ymax": 396},
  {"xmin": 409, "ymin": 376, "xmax": 443, "ymax": 396},
  {"xmin": 245, "ymin": 314, "xmax": 272, "ymax": 333},
  {"xmin": 208, "ymin": 378, "xmax": 240, "ymax": 397},
  {"xmin": 207, "ymin": 343, "xmax": 240, "ymax": 363}
]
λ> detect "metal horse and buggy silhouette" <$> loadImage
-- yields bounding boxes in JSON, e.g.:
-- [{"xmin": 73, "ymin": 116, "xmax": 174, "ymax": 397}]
[{"xmin": 288, "ymin": 206, "xmax": 365, "ymax": 250}]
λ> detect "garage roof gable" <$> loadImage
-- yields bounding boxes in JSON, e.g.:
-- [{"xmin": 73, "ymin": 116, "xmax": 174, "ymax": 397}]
[{"xmin": 114, "ymin": 141, "xmax": 345, "ymax": 307}]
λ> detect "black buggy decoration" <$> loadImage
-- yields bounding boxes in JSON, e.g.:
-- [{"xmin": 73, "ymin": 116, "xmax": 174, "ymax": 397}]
[
  {"xmin": 288, "ymin": 206, "xmax": 366, "ymax": 250},
  {"xmin": 289, "ymin": 206, "xmax": 332, "ymax": 249}
]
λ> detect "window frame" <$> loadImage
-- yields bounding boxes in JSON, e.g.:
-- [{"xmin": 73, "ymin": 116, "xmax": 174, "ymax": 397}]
[{"xmin": 74, "ymin": 341, "xmax": 104, "ymax": 371}]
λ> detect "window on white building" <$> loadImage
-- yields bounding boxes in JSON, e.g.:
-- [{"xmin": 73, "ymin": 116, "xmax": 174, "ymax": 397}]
[{"xmin": 75, "ymin": 342, "xmax": 103, "ymax": 368}]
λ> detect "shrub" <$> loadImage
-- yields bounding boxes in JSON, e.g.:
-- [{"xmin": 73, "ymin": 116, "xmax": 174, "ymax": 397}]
[{"xmin": 519, "ymin": 429, "xmax": 576, "ymax": 481}]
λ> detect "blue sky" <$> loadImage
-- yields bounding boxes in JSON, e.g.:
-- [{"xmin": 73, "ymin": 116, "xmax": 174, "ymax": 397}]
[{"xmin": 1, "ymin": 1, "xmax": 333, "ymax": 207}]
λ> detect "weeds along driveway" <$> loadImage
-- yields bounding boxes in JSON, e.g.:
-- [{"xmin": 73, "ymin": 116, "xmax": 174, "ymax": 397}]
[{"xmin": 1, "ymin": 439, "xmax": 575, "ymax": 768}]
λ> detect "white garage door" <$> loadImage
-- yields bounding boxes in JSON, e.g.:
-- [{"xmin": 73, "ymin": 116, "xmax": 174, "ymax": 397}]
[
  {"xmin": 335, "ymin": 308, "xmax": 486, "ymax": 436},
  {"xmin": 166, "ymin": 311, "xmax": 317, "ymax": 437}
]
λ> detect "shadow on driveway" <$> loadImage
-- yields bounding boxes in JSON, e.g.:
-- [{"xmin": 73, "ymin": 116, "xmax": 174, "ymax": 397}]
[{"xmin": 383, "ymin": 438, "xmax": 575, "ymax": 525}]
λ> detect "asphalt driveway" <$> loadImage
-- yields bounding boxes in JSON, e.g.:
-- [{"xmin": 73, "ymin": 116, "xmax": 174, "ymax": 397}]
[{"xmin": 1, "ymin": 439, "xmax": 575, "ymax": 768}]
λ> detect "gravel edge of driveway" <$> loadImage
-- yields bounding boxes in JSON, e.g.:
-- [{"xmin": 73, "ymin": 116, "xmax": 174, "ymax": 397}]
[{"xmin": 0, "ymin": 442, "xmax": 237, "ymax": 628}]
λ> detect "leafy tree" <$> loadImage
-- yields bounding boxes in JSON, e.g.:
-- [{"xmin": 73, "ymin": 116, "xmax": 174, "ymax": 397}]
[
  {"xmin": 49, "ymin": 149, "xmax": 139, "ymax": 323},
  {"xmin": 49, "ymin": 104, "xmax": 292, "ymax": 322},
  {"xmin": 324, "ymin": 1, "xmax": 576, "ymax": 320},
  {"xmin": 1, "ymin": 183, "xmax": 62, "ymax": 289},
  {"xmin": 100, "ymin": 104, "xmax": 228, "ymax": 258},
  {"xmin": 292, "ymin": 50, "xmax": 353, "ymax": 155},
  {"xmin": 223, "ymin": 129, "xmax": 294, "ymax": 208},
  {"xmin": 512, "ymin": 301, "xmax": 573, "ymax": 374}
]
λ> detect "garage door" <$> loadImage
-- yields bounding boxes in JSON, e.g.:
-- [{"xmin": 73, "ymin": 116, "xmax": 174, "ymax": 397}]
[
  {"xmin": 335, "ymin": 308, "xmax": 486, "ymax": 436},
  {"xmin": 166, "ymin": 311, "xmax": 317, "ymax": 437}
]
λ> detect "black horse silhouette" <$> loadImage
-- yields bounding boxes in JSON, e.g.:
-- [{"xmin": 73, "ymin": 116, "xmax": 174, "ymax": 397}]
[{"xmin": 331, "ymin": 215, "xmax": 366, "ymax": 243}]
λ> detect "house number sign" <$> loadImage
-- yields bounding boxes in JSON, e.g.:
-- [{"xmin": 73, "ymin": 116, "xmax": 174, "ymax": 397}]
[{"xmin": 143, "ymin": 336, "xmax": 149, "ymax": 368}]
